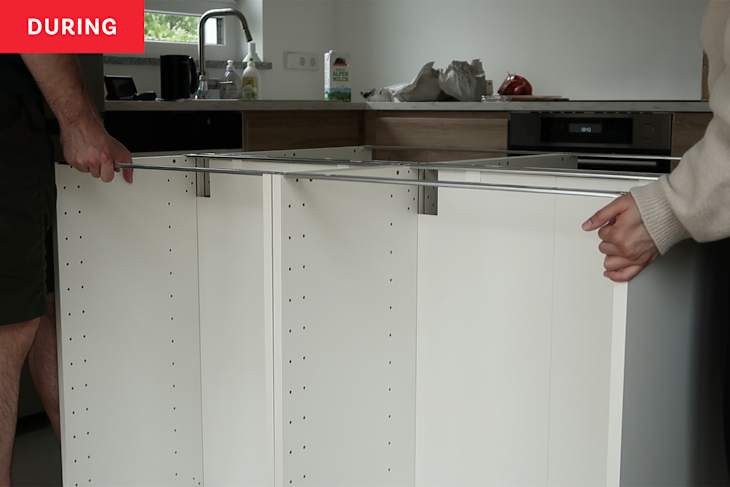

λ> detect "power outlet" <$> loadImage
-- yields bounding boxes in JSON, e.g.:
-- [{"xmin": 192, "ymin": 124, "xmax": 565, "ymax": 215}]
[{"xmin": 284, "ymin": 51, "xmax": 319, "ymax": 71}]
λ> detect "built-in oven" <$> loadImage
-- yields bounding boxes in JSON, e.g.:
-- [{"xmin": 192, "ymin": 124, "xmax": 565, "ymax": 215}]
[{"xmin": 508, "ymin": 112, "xmax": 674, "ymax": 173}]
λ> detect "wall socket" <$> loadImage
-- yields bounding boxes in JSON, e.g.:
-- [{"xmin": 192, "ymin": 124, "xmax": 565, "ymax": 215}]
[{"xmin": 284, "ymin": 51, "xmax": 320, "ymax": 71}]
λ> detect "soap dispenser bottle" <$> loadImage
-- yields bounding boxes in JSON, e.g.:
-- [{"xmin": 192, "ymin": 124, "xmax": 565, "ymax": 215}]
[
  {"xmin": 220, "ymin": 60, "xmax": 241, "ymax": 99},
  {"xmin": 241, "ymin": 60, "xmax": 260, "ymax": 100},
  {"xmin": 243, "ymin": 41, "xmax": 262, "ymax": 64}
]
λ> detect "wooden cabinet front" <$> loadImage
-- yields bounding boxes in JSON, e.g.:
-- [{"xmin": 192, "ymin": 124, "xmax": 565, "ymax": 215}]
[
  {"xmin": 672, "ymin": 112, "xmax": 712, "ymax": 157},
  {"xmin": 365, "ymin": 111, "xmax": 509, "ymax": 162},
  {"xmin": 243, "ymin": 111, "xmax": 364, "ymax": 151}
]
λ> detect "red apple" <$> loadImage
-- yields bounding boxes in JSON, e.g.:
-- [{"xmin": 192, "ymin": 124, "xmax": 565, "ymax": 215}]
[{"xmin": 498, "ymin": 73, "xmax": 534, "ymax": 96}]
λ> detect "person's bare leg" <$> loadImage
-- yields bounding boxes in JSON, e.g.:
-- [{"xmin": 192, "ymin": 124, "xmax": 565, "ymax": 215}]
[
  {"xmin": 27, "ymin": 294, "xmax": 60, "ymax": 438},
  {"xmin": 0, "ymin": 319, "xmax": 40, "ymax": 487}
]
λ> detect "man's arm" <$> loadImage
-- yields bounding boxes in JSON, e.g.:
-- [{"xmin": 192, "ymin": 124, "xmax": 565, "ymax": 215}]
[{"xmin": 21, "ymin": 54, "xmax": 132, "ymax": 183}]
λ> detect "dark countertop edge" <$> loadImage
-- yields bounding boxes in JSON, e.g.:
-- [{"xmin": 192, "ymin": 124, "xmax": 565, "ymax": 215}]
[
  {"xmin": 104, "ymin": 100, "xmax": 712, "ymax": 113},
  {"xmin": 104, "ymin": 100, "xmax": 368, "ymax": 111}
]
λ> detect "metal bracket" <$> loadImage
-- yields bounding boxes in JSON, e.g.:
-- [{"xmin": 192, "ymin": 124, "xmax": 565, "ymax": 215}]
[
  {"xmin": 418, "ymin": 169, "xmax": 438, "ymax": 215},
  {"xmin": 195, "ymin": 158, "xmax": 211, "ymax": 198}
]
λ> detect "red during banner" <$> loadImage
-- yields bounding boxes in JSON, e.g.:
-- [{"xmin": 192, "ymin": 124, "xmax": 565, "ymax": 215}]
[{"xmin": 0, "ymin": 0, "xmax": 144, "ymax": 53}]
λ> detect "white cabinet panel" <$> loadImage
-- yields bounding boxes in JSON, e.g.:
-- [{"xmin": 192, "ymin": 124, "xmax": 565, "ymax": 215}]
[
  {"xmin": 416, "ymin": 186, "xmax": 556, "ymax": 487},
  {"xmin": 270, "ymin": 168, "xmax": 419, "ymax": 487},
  {"xmin": 197, "ymin": 155, "xmax": 343, "ymax": 487},
  {"xmin": 549, "ymin": 194, "xmax": 617, "ymax": 487},
  {"xmin": 620, "ymin": 243, "xmax": 729, "ymax": 485},
  {"xmin": 416, "ymin": 172, "xmax": 632, "ymax": 487},
  {"xmin": 56, "ymin": 159, "xmax": 203, "ymax": 487},
  {"xmin": 197, "ymin": 168, "xmax": 273, "ymax": 487},
  {"xmin": 55, "ymin": 150, "xmax": 727, "ymax": 487}
]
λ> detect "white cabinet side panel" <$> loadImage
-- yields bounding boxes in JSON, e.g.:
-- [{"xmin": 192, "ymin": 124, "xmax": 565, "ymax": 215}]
[
  {"xmin": 416, "ymin": 183, "xmax": 556, "ymax": 487},
  {"xmin": 607, "ymin": 284, "xmax": 628, "ymax": 487},
  {"xmin": 274, "ymin": 169, "xmax": 418, "ymax": 487},
  {"xmin": 549, "ymin": 195, "xmax": 618, "ymax": 487},
  {"xmin": 197, "ymin": 170, "xmax": 273, "ymax": 486},
  {"xmin": 620, "ymin": 242, "xmax": 730, "ymax": 486},
  {"xmin": 55, "ymin": 160, "xmax": 203, "ymax": 487}
]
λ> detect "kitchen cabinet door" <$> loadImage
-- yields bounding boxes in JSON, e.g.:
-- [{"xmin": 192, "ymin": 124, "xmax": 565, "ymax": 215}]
[
  {"xmin": 368, "ymin": 111, "xmax": 509, "ymax": 162},
  {"xmin": 244, "ymin": 111, "xmax": 364, "ymax": 151},
  {"xmin": 672, "ymin": 112, "xmax": 712, "ymax": 157}
]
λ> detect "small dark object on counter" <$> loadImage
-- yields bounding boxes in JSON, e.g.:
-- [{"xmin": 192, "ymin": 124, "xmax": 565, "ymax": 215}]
[
  {"xmin": 498, "ymin": 73, "xmax": 533, "ymax": 96},
  {"xmin": 104, "ymin": 76, "xmax": 157, "ymax": 101}
]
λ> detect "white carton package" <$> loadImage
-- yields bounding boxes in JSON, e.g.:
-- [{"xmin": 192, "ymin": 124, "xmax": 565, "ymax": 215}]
[{"xmin": 324, "ymin": 50, "xmax": 351, "ymax": 102}]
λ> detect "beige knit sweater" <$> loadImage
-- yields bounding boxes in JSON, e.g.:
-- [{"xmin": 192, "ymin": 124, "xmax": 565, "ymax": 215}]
[{"xmin": 632, "ymin": 0, "xmax": 730, "ymax": 254}]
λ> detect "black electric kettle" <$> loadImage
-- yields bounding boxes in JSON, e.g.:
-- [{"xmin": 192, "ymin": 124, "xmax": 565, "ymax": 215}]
[{"xmin": 160, "ymin": 55, "xmax": 199, "ymax": 100}]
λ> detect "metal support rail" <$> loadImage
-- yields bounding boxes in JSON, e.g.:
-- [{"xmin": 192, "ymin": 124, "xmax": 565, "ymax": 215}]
[
  {"xmin": 181, "ymin": 151, "xmax": 659, "ymax": 181},
  {"xmin": 185, "ymin": 152, "xmax": 403, "ymax": 167},
  {"xmin": 183, "ymin": 151, "xmax": 573, "ymax": 170},
  {"xmin": 115, "ymin": 162, "xmax": 625, "ymax": 198},
  {"xmin": 367, "ymin": 145, "xmax": 683, "ymax": 162},
  {"xmin": 185, "ymin": 150, "xmax": 660, "ymax": 181}
]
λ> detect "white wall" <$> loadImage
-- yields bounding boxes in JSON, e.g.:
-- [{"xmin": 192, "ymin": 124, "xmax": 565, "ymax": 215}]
[
  {"xmin": 107, "ymin": 0, "xmax": 706, "ymax": 101},
  {"xmin": 334, "ymin": 0, "xmax": 706, "ymax": 101},
  {"xmin": 258, "ymin": 0, "xmax": 336, "ymax": 100}
]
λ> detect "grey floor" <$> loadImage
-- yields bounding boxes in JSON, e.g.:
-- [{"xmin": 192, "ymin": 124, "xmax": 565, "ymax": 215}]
[{"xmin": 11, "ymin": 423, "xmax": 62, "ymax": 487}]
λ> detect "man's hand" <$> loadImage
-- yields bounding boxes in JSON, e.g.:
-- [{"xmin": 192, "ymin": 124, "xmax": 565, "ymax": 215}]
[
  {"xmin": 20, "ymin": 54, "xmax": 133, "ymax": 184},
  {"xmin": 582, "ymin": 194, "xmax": 659, "ymax": 283},
  {"xmin": 61, "ymin": 117, "xmax": 133, "ymax": 184}
]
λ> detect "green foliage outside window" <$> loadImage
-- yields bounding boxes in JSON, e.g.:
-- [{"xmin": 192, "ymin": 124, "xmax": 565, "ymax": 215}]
[{"xmin": 145, "ymin": 11, "xmax": 199, "ymax": 43}]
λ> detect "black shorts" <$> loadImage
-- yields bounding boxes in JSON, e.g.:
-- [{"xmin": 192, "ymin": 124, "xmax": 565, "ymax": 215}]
[{"xmin": 0, "ymin": 93, "xmax": 55, "ymax": 326}]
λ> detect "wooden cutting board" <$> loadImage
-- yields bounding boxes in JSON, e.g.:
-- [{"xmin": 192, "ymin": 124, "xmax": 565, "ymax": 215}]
[{"xmin": 483, "ymin": 95, "xmax": 569, "ymax": 102}]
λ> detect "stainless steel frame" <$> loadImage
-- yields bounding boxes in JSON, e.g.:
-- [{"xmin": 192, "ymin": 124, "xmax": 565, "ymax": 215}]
[
  {"xmin": 116, "ymin": 162, "xmax": 625, "ymax": 198},
  {"xmin": 113, "ymin": 147, "xmax": 671, "ymax": 200},
  {"xmin": 366, "ymin": 145, "xmax": 682, "ymax": 162},
  {"xmin": 184, "ymin": 149, "xmax": 664, "ymax": 179},
  {"xmin": 116, "ymin": 148, "xmax": 637, "ymax": 199}
]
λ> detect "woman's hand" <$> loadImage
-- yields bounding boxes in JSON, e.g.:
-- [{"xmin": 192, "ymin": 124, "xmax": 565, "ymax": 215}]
[{"xmin": 582, "ymin": 194, "xmax": 659, "ymax": 282}]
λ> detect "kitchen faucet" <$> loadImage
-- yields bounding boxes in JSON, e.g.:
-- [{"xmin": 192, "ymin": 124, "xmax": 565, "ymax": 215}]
[{"xmin": 197, "ymin": 8, "xmax": 254, "ymax": 99}]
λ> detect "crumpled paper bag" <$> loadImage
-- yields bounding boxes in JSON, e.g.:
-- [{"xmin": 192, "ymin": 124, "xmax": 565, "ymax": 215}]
[
  {"xmin": 363, "ymin": 62, "xmax": 442, "ymax": 102},
  {"xmin": 439, "ymin": 59, "xmax": 487, "ymax": 102},
  {"xmin": 363, "ymin": 59, "xmax": 487, "ymax": 102}
]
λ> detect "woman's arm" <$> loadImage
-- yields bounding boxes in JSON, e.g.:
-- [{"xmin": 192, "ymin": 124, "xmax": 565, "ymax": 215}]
[
  {"xmin": 632, "ymin": 69, "xmax": 730, "ymax": 252},
  {"xmin": 582, "ymin": 6, "xmax": 730, "ymax": 282}
]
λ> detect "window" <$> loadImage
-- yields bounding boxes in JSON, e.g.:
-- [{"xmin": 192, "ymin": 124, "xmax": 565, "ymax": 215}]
[
  {"xmin": 110, "ymin": 0, "xmax": 245, "ymax": 62},
  {"xmin": 144, "ymin": 11, "xmax": 224, "ymax": 45}
]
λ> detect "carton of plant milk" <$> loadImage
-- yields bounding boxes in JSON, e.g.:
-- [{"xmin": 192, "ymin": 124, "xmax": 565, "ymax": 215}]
[{"xmin": 324, "ymin": 51, "xmax": 351, "ymax": 102}]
